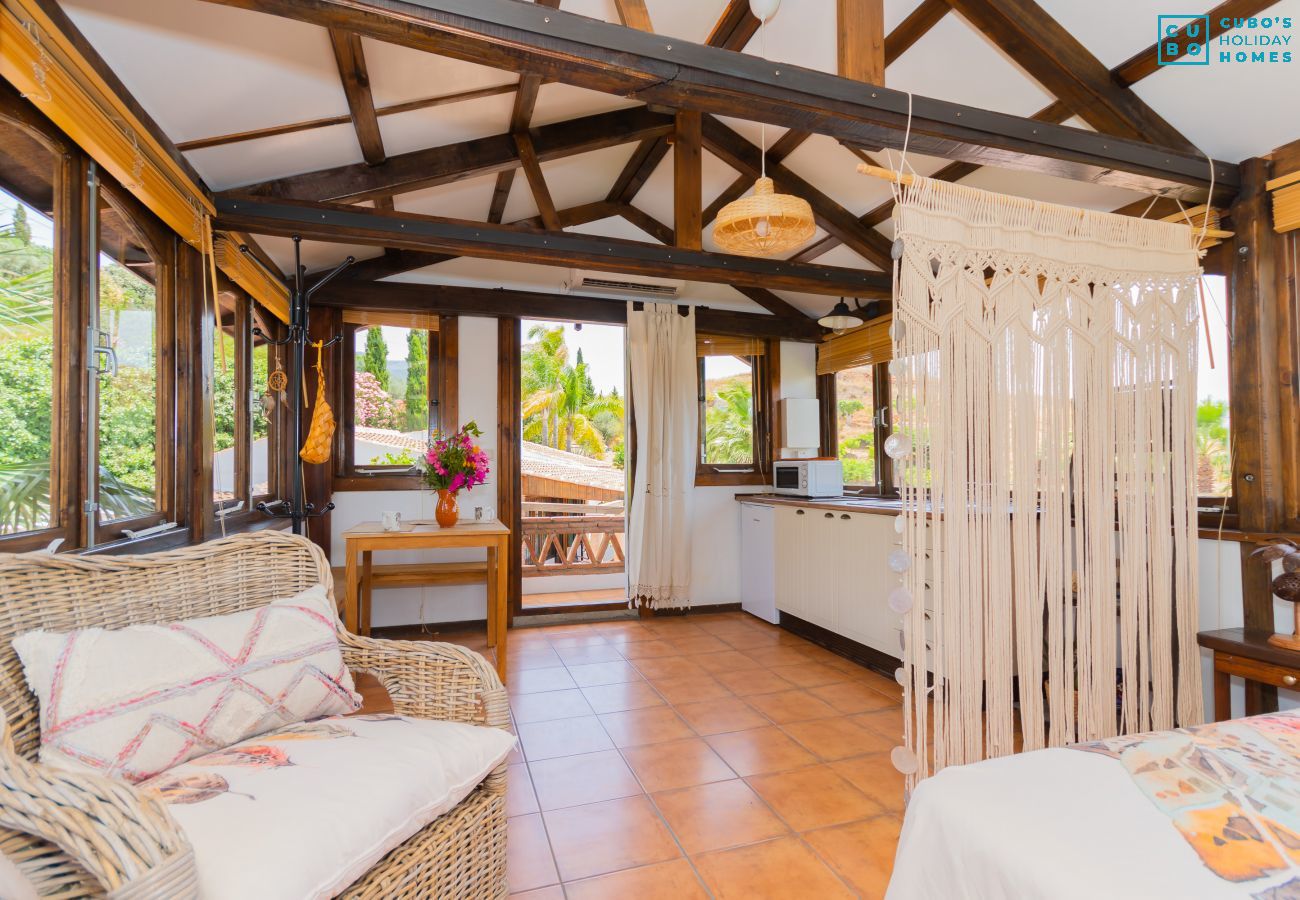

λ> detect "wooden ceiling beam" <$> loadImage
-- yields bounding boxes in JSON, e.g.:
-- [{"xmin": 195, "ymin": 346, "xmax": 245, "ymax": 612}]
[
  {"xmin": 674, "ymin": 110, "xmax": 703, "ymax": 249},
  {"xmin": 194, "ymin": 0, "xmax": 1235, "ymax": 201},
  {"xmin": 733, "ymin": 286, "xmax": 814, "ymax": 320},
  {"xmin": 513, "ymin": 132, "xmax": 561, "ymax": 229},
  {"xmin": 174, "ymin": 84, "xmax": 519, "ymax": 152},
  {"xmin": 614, "ymin": 0, "xmax": 653, "ymax": 32},
  {"xmin": 227, "ymin": 105, "xmax": 672, "ymax": 204},
  {"xmin": 702, "ymin": 116, "xmax": 893, "ymax": 269},
  {"xmin": 838, "ymin": 0, "xmax": 885, "ymax": 85},
  {"xmin": 214, "ymin": 195, "xmax": 891, "ymax": 297},
  {"xmin": 327, "ymin": 29, "xmax": 386, "ymax": 165},
  {"xmin": 942, "ymin": 0, "xmax": 1192, "ymax": 149},
  {"xmin": 616, "ymin": 202, "xmax": 674, "ymax": 245},
  {"xmin": 312, "ymin": 279, "xmax": 826, "ymax": 341},
  {"xmin": 1113, "ymin": 0, "xmax": 1277, "ymax": 86}
]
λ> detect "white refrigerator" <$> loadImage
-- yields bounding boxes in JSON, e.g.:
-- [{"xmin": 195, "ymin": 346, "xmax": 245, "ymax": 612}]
[{"xmin": 739, "ymin": 502, "xmax": 778, "ymax": 624}]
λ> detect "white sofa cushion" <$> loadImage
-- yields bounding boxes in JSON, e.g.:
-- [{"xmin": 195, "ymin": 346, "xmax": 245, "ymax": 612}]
[
  {"xmin": 13, "ymin": 585, "xmax": 360, "ymax": 783},
  {"xmin": 140, "ymin": 713, "xmax": 515, "ymax": 899}
]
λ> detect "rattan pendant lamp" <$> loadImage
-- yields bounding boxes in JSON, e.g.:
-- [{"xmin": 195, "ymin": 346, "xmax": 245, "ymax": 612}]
[{"xmin": 712, "ymin": 0, "xmax": 816, "ymax": 256}]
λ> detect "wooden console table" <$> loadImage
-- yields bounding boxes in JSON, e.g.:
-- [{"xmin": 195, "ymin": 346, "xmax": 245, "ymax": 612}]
[
  {"xmin": 1197, "ymin": 627, "xmax": 1300, "ymax": 721},
  {"xmin": 341, "ymin": 520, "xmax": 510, "ymax": 679}
]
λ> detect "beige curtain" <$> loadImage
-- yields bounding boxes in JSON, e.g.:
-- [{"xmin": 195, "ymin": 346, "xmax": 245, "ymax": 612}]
[
  {"xmin": 626, "ymin": 303, "xmax": 696, "ymax": 609},
  {"xmin": 889, "ymin": 177, "xmax": 1204, "ymax": 790}
]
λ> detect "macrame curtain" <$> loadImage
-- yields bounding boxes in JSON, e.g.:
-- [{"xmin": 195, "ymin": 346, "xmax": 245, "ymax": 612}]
[
  {"xmin": 626, "ymin": 302, "xmax": 696, "ymax": 610},
  {"xmin": 888, "ymin": 177, "xmax": 1204, "ymax": 790}
]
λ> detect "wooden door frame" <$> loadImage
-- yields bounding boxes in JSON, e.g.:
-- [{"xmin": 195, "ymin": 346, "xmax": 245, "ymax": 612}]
[{"xmin": 497, "ymin": 316, "xmax": 523, "ymax": 624}]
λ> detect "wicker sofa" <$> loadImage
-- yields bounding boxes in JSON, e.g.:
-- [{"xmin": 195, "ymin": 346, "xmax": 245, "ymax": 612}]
[{"xmin": 0, "ymin": 531, "xmax": 510, "ymax": 899}]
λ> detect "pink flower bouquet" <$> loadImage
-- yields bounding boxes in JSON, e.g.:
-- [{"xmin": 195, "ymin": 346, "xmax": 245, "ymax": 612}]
[{"xmin": 418, "ymin": 421, "xmax": 490, "ymax": 494}]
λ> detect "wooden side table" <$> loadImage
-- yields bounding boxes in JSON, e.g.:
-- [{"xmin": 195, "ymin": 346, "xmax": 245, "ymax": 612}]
[
  {"xmin": 1197, "ymin": 627, "xmax": 1300, "ymax": 721},
  {"xmin": 341, "ymin": 520, "xmax": 511, "ymax": 680}
]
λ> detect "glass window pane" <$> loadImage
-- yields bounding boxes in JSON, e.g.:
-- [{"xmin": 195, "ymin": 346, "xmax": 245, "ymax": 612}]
[
  {"xmin": 1196, "ymin": 274, "xmax": 1231, "ymax": 499},
  {"xmin": 212, "ymin": 312, "xmax": 236, "ymax": 503},
  {"xmin": 97, "ymin": 202, "xmax": 158, "ymax": 521},
  {"xmin": 251, "ymin": 341, "xmax": 270, "ymax": 496},
  {"xmin": 836, "ymin": 365, "xmax": 876, "ymax": 486},
  {"xmin": 0, "ymin": 171, "xmax": 57, "ymax": 535},
  {"xmin": 701, "ymin": 355, "xmax": 754, "ymax": 464},
  {"xmin": 352, "ymin": 325, "xmax": 422, "ymax": 466}
]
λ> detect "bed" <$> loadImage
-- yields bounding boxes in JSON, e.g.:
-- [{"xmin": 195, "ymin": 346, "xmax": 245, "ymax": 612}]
[{"xmin": 887, "ymin": 711, "xmax": 1300, "ymax": 899}]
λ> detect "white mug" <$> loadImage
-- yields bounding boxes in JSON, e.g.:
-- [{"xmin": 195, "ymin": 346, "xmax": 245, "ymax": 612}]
[{"xmin": 381, "ymin": 511, "xmax": 402, "ymax": 532}]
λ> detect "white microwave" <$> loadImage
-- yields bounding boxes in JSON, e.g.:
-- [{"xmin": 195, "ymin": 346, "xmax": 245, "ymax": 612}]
[{"xmin": 772, "ymin": 459, "xmax": 843, "ymax": 498}]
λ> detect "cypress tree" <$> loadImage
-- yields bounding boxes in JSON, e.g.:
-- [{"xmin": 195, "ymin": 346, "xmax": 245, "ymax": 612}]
[
  {"xmin": 362, "ymin": 327, "xmax": 389, "ymax": 391},
  {"xmin": 405, "ymin": 329, "xmax": 428, "ymax": 432}
]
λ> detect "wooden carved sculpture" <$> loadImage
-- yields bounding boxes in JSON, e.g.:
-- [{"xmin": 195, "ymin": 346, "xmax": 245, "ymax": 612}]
[{"xmin": 1254, "ymin": 542, "xmax": 1300, "ymax": 651}]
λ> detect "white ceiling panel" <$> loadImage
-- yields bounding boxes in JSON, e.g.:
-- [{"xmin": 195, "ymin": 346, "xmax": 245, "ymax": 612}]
[
  {"xmin": 530, "ymin": 84, "xmax": 640, "ymax": 128},
  {"xmin": 956, "ymin": 166, "xmax": 1148, "ymax": 211},
  {"xmin": 378, "ymin": 93, "xmax": 518, "ymax": 157},
  {"xmin": 888, "ymin": 12, "xmax": 1053, "ymax": 116},
  {"xmin": 64, "ymin": 0, "xmax": 345, "ymax": 143},
  {"xmin": 812, "ymin": 244, "xmax": 880, "ymax": 272},
  {"xmin": 633, "ymin": 155, "xmax": 676, "ymax": 228},
  {"xmin": 501, "ymin": 173, "xmax": 541, "ymax": 224},
  {"xmin": 186, "ymin": 124, "xmax": 362, "ymax": 192},
  {"xmin": 395, "ymin": 173, "xmax": 498, "ymax": 220},
  {"xmin": 644, "ymin": 0, "xmax": 731, "ymax": 41},
  {"xmin": 885, "ymin": 0, "xmax": 929, "ymax": 33},
  {"xmin": 742, "ymin": 0, "xmax": 838, "ymax": 75},
  {"xmin": 781, "ymin": 135, "xmax": 893, "ymax": 217},
  {"xmin": 360, "ymin": 38, "xmax": 517, "ymax": 108},
  {"xmin": 567, "ymin": 216, "xmax": 655, "ymax": 242},
  {"xmin": 1035, "ymin": 0, "xmax": 1220, "ymax": 71},
  {"xmin": 543, "ymin": 143, "xmax": 640, "ymax": 211}
]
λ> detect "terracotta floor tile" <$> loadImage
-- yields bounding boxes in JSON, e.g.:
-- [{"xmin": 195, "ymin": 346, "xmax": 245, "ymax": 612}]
[
  {"xmin": 693, "ymin": 836, "xmax": 855, "ymax": 899},
  {"xmin": 542, "ymin": 795, "xmax": 681, "ymax": 882},
  {"xmin": 768, "ymin": 662, "xmax": 851, "ymax": 689},
  {"xmin": 650, "ymin": 674, "xmax": 733, "ymax": 705},
  {"xmin": 548, "ymin": 634, "xmax": 613, "ymax": 649},
  {"xmin": 564, "ymin": 859, "xmax": 710, "ymax": 899},
  {"xmin": 506, "ymin": 813, "xmax": 559, "ymax": 892},
  {"xmin": 580, "ymin": 681, "xmax": 665, "ymax": 714},
  {"xmin": 741, "ymin": 645, "xmax": 816, "ymax": 668},
  {"xmin": 717, "ymin": 629, "xmax": 784, "ymax": 650},
  {"xmin": 854, "ymin": 707, "xmax": 905, "ymax": 740},
  {"xmin": 653, "ymin": 778, "xmax": 788, "ymax": 854},
  {"xmin": 513, "ymin": 646, "xmax": 565, "ymax": 671},
  {"xmin": 744, "ymin": 689, "xmax": 839, "ymax": 724},
  {"xmin": 567, "ymin": 660, "xmax": 643, "ymax": 687},
  {"xmin": 517, "ymin": 716, "xmax": 614, "ymax": 761},
  {"xmin": 803, "ymin": 815, "xmax": 903, "ymax": 898},
  {"xmin": 674, "ymin": 696, "xmax": 768, "ymax": 736},
  {"xmin": 598, "ymin": 706, "xmax": 695, "ymax": 748},
  {"xmin": 857, "ymin": 669, "xmax": 905, "ymax": 700},
  {"xmin": 830, "ymin": 754, "xmax": 906, "ymax": 813},
  {"xmin": 714, "ymin": 667, "xmax": 796, "ymax": 697},
  {"xmin": 509, "ymin": 666, "xmax": 578, "ymax": 696},
  {"xmin": 781, "ymin": 717, "xmax": 896, "ymax": 761},
  {"xmin": 622, "ymin": 737, "xmax": 736, "ymax": 792},
  {"xmin": 510, "ymin": 689, "xmax": 595, "ymax": 725},
  {"xmin": 688, "ymin": 649, "xmax": 766, "ymax": 674},
  {"xmin": 809, "ymin": 680, "xmax": 899, "ymax": 714},
  {"xmin": 631, "ymin": 655, "xmax": 707, "ymax": 682},
  {"xmin": 669, "ymin": 635, "xmax": 732, "ymax": 655},
  {"xmin": 507, "ymin": 763, "xmax": 540, "ymax": 818},
  {"xmin": 555, "ymin": 643, "xmax": 626, "ymax": 666},
  {"xmin": 704, "ymin": 727, "xmax": 817, "ymax": 777},
  {"xmin": 746, "ymin": 764, "xmax": 882, "ymax": 831},
  {"xmin": 619, "ymin": 639, "xmax": 680, "ymax": 659},
  {"xmin": 528, "ymin": 749, "xmax": 642, "ymax": 811},
  {"xmin": 509, "ymin": 887, "xmax": 565, "ymax": 900}
]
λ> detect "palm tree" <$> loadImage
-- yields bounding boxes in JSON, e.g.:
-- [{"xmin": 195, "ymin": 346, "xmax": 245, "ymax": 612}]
[
  {"xmin": 704, "ymin": 379, "xmax": 754, "ymax": 463},
  {"xmin": 0, "ymin": 217, "xmax": 55, "ymax": 339},
  {"xmin": 521, "ymin": 325, "xmax": 625, "ymax": 459}
]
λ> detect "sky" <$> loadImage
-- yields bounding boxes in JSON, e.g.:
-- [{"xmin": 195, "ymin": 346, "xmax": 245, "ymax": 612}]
[{"xmin": 525, "ymin": 319, "xmax": 626, "ymax": 394}]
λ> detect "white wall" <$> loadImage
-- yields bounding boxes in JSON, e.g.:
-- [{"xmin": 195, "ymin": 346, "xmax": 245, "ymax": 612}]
[
  {"xmin": 329, "ymin": 316, "xmax": 498, "ymax": 628},
  {"xmin": 1198, "ymin": 537, "xmax": 1300, "ymax": 717}
]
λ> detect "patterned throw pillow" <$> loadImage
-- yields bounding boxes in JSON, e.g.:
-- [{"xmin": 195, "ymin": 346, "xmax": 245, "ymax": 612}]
[{"xmin": 13, "ymin": 585, "xmax": 360, "ymax": 783}]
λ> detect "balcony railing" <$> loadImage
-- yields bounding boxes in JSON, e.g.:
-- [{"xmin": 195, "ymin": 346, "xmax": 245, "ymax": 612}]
[{"xmin": 521, "ymin": 514, "xmax": 625, "ymax": 577}]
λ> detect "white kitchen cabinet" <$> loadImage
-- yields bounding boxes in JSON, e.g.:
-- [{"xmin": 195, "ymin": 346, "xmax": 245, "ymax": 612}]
[{"xmin": 768, "ymin": 504, "xmax": 903, "ymax": 660}]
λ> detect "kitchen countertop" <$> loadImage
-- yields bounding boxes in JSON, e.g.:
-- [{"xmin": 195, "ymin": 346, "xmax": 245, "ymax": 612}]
[{"xmin": 735, "ymin": 492, "xmax": 904, "ymax": 516}]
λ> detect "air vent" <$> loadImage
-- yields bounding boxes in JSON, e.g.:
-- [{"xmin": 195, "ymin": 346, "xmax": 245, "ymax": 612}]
[{"xmin": 563, "ymin": 269, "xmax": 683, "ymax": 299}]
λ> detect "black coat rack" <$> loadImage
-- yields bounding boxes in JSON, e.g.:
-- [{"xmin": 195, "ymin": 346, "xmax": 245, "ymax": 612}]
[{"xmin": 241, "ymin": 236, "xmax": 353, "ymax": 535}]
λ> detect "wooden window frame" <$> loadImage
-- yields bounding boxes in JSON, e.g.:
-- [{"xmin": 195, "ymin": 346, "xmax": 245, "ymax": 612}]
[
  {"xmin": 1198, "ymin": 245, "xmax": 1238, "ymax": 529},
  {"xmin": 818, "ymin": 361, "xmax": 896, "ymax": 497},
  {"xmin": 334, "ymin": 314, "xmax": 458, "ymax": 491},
  {"xmin": 695, "ymin": 336, "xmax": 776, "ymax": 487}
]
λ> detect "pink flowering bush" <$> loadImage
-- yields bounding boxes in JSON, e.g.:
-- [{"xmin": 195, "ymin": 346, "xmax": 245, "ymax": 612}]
[
  {"xmin": 419, "ymin": 421, "xmax": 489, "ymax": 494},
  {"xmin": 354, "ymin": 372, "xmax": 404, "ymax": 429}
]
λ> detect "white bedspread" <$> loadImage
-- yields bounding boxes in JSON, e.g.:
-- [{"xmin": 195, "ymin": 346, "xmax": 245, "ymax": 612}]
[{"xmin": 887, "ymin": 744, "xmax": 1299, "ymax": 899}]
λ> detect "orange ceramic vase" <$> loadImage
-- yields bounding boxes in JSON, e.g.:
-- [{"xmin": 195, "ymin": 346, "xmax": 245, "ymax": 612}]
[{"xmin": 435, "ymin": 489, "xmax": 459, "ymax": 528}]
